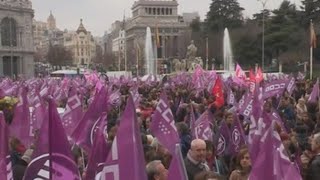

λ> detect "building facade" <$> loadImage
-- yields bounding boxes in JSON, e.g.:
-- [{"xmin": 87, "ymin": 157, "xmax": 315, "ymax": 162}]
[
  {"xmin": 63, "ymin": 19, "xmax": 96, "ymax": 66},
  {"xmin": 0, "ymin": 0, "xmax": 34, "ymax": 77},
  {"xmin": 121, "ymin": 0, "xmax": 189, "ymax": 74}
]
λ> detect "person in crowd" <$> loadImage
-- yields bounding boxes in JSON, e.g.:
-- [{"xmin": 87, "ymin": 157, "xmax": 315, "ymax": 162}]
[
  {"xmin": 224, "ymin": 112, "xmax": 234, "ymax": 129},
  {"xmin": 307, "ymin": 132, "xmax": 320, "ymax": 180},
  {"xmin": 296, "ymin": 98, "xmax": 307, "ymax": 120},
  {"xmin": 9, "ymin": 137, "xmax": 26, "ymax": 166},
  {"xmin": 12, "ymin": 148, "xmax": 33, "ymax": 180},
  {"xmin": 176, "ymin": 122, "xmax": 191, "ymax": 158},
  {"xmin": 185, "ymin": 139, "xmax": 209, "ymax": 180},
  {"xmin": 229, "ymin": 147, "xmax": 251, "ymax": 180},
  {"xmin": 205, "ymin": 140, "xmax": 229, "ymax": 178},
  {"xmin": 146, "ymin": 160, "xmax": 168, "ymax": 180},
  {"xmin": 194, "ymin": 171, "xmax": 222, "ymax": 180}
]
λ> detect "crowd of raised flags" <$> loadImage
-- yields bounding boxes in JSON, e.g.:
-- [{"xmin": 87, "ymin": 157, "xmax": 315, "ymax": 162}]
[{"xmin": 0, "ymin": 64, "xmax": 319, "ymax": 180}]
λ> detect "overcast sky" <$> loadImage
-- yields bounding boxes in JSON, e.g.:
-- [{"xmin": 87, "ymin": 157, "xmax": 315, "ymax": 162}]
[{"xmin": 32, "ymin": 0, "xmax": 301, "ymax": 36}]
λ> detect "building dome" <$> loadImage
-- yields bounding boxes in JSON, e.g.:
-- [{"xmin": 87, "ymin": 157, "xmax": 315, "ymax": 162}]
[{"xmin": 76, "ymin": 19, "xmax": 87, "ymax": 34}]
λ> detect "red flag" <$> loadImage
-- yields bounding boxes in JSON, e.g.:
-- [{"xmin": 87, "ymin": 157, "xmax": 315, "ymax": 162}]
[
  {"xmin": 311, "ymin": 21, "xmax": 317, "ymax": 48},
  {"xmin": 211, "ymin": 76, "xmax": 224, "ymax": 109}
]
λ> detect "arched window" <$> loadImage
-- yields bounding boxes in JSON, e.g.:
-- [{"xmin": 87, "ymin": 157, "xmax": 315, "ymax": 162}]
[
  {"xmin": 166, "ymin": 8, "xmax": 169, "ymax": 15},
  {"xmin": 169, "ymin": 9, "xmax": 172, "ymax": 15},
  {"xmin": 153, "ymin": 8, "xmax": 156, "ymax": 15},
  {"xmin": 1, "ymin": 17, "xmax": 17, "ymax": 46},
  {"xmin": 157, "ymin": 8, "xmax": 160, "ymax": 15}
]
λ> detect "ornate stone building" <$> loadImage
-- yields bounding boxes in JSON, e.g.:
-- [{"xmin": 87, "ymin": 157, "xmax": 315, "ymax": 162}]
[
  {"xmin": 0, "ymin": 0, "xmax": 34, "ymax": 77},
  {"xmin": 124, "ymin": 0, "xmax": 189, "ymax": 74},
  {"xmin": 63, "ymin": 19, "xmax": 96, "ymax": 66},
  {"xmin": 47, "ymin": 11, "xmax": 56, "ymax": 31}
]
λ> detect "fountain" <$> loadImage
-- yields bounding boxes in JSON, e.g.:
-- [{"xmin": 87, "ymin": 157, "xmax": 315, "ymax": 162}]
[
  {"xmin": 223, "ymin": 28, "xmax": 234, "ymax": 72},
  {"xmin": 145, "ymin": 27, "xmax": 155, "ymax": 75}
]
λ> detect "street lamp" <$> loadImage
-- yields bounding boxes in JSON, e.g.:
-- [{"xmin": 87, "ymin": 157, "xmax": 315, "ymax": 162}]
[{"xmin": 258, "ymin": 0, "xmax": 268, "ymax": 71}]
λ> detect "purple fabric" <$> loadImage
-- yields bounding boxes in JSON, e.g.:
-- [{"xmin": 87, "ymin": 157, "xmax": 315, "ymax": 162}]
[
  {"xmin": 23, "ymin": 99, "xmax": 80, "ymax": 180},
  {"xmin": 9, "ymin": 86, "xmax": 32, "ymax": 146},
  {"xmin": 263, "ymin": 80, "xmax": 287, "ymax": 99},
  {"xmin": 308, "ymin": 79, "xmax": 319, "ymax": 103},
  {"xmin": 216, "ymin": 121, "xmax": 230, "ymax": 156},
  {"xmin": 61, "ymin": 87, "xmax": 83, "ymax": 136},
  {"xmin": 101, "ymin": 95, "xmax": 147, "ymax": 180},
  {"xmin": 238, "ymin": 95, "xmax": 253, "ymax": 119},
  {"xmin": 71, "ymin": 88, "xmax": 108, "ymax": 153},
  {"xmin": 227, "ymin": 88, "xmax": 236, "ymax": 106},
  {"xmin": 286, "ymin": 77, "xmax": 296, "ymax": 95},
  {"xmin": 168, "ymin": 144, "xmax": 188, "ymax": 180},
  {"xmin": 84, "ymin": 113, "xmax": 110, "ymax": 180},
  {"xmin": 150, "ymin": 92, "xmax": 180, "ymax": 154},
  {"xmin": 229, "ymin": 114, "xmax": 246, "ymax": 156},
  {"xmin": 249, "ymin": 125, "xmax": 275, "ymax": 180},
  {"xmin": 29, "ymin": 94, "xmax": 46, "ymax": 130},
  {"xmin": 194, "ymin": 111, "xmax": 214, "ymax": 141},
  {"xmin": 0, "ymin": 112, "xmax": 12, "ymax": 180}
]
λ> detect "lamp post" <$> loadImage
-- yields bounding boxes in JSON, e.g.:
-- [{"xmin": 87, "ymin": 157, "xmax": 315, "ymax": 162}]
[
  {"xmin": 258, "ymin": 0, "xmax": 268, "ymax": 71},
  {"xmin": 206, "ymin": 36, "xmax": 209, "ymax": 70}
]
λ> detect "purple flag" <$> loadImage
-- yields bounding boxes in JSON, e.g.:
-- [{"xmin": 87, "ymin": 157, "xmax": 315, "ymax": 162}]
[
  {"xmin": 308, "ymin": 79, "xmax": 319, "ymax": 103},
  {"xmin": 297, "ymin": 72, "xmax": 305, "ymax": 80},
  {"xmin": 61, "ymin": 87, "xmax": 83, "ymax": 136},
  {"xmin": 238, "ymin": 95, "xmax": 253, "ymax": 119},
  {"xmin": 9, "ymin": 86, "xmax": 32, "ymax": 146},
  {"xmin": 194, "ymin": 111, "xmax": 214, "ymax": 141},
  {"xmin": 150, "ymin": 92, "xmax": 180, "ymax": 154},
  {"xmin": 286, "ymin": 77, "xmax": 296, "ymax": 95},
  {"xmin": 272, "ymin": 131, "xmax": 302, "ymax": 180},
  {"xmin": 249, "ymin": 124, "xmax": 275, "ymax": 180},
  {"xmin": 189, "ymin": 106, "xmax": 196, "ymax": 138},
  {"xmin": 168, "ymin": 144, "xmax": 188, "ymax": 180},
  {"xmin": 263, "ymin": 79, "xmax": 287, "ymax": 99},
  {"xmin": 131, "ymin": 87, "xmax": 141, "ymax": 108},
  {"xmin": 29, "ymin": 94, "xmax": 46, "ymax": 130},
  {"xmin": 227, "ymin": 88, "xmax": 236, "ymax": 106},
  {"xmin": 101, "ymin": 95, "xmax": 147, "ymax": 180},
  {"xmin": 71, "ymin": 88, "xmax": 108, "ymax": 153},
  {"xmin": 0, "ymin": 112, "xmax": 13, "ymax": 180},
  {"xmin": 216, "ymin": 121, "xmax": 230, "ymax": 156},
  {"xmin": 229, "ymin": 114, "xmax": 246, "ymax": 156},
  {"xmin": 23, "ymin": 99, "xmax": 80, "ymax": 180},
  {"xmin": 85, "ymin": 113, "xmax": 110, "ymax": 180}
]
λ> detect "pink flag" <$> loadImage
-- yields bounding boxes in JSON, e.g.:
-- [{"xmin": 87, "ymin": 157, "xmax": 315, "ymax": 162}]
[
  {"xmin": 9, "ymin": 86, "xmax": 32, "ymax": 146},
  {"xmin": 23, "ymin": 98, "xmax": 80, "ymax": 180},
  {"xmin": 0, "ymin": 112, "xmax": 13, "ymax": 180},
  {"xmin": 150, "ymin": 92, "xmax": 180, "ymax": 154},
  {"xmin": 61, "ymin": 87, "xmax": 83, "ymax": 136},
  {"xmin": 101, "ymin": 96, "xmax": 147, "ymax": 180},
  {"xmin": 235, "ymin": 64, "xmax": 246, "ymax": 79}
]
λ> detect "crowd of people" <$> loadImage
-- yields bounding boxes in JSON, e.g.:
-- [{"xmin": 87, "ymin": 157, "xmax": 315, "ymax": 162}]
[{"xmin": 4, "ymin": 70, "xmax": 320, "ymax": 180}]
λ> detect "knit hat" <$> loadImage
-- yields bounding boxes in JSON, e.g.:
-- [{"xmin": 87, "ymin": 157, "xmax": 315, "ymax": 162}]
[{"xmin": 21, "ymin": 149, "xmax": 34, "ymax": 164}]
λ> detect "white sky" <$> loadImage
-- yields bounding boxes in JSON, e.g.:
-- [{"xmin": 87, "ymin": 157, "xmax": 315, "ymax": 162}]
[{"xmin": 32, "ymin": 0, "xmax": 302, "ymax": 36}]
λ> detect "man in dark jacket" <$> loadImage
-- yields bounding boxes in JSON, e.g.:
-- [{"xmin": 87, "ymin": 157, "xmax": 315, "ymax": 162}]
[
  {"xmin": 184, "ymin": 139, "xmax": 209, "ymax": 180},
  {"xmin": 307, "ymin": 133, "xmax": 320, "ymax": 180}
]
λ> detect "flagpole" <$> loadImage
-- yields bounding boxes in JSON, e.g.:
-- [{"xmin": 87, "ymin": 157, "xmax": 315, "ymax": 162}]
[{"xmin": 310, "ymin": 45, "xmax": 313, "ymax": 80}]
